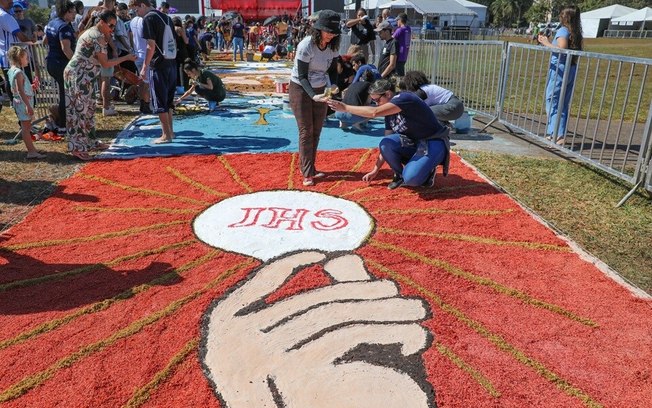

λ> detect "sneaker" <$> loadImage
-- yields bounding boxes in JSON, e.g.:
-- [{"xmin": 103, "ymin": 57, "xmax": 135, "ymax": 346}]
[
  {"xmin": 303, "ymin": 177, "xmax": 314, "ymax": 186},
  {"xmin": 313, "ymin": 172, "xmax": 326, "ymax": 179},
  {"xmin": 387, "ymin": 174, "xmax": 404, "ymax": 190},
  {"xmin": 422, "ymin": 170, "xmax": 436, "ymax": 188},
  {"xmin": 103, "ymin": 107, "xmax": 117, "ymax": 116}
]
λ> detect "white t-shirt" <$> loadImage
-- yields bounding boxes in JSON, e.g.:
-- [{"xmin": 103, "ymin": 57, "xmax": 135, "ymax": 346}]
[
  {"xmin": 129, "ymin": 16, "xmax": 146, "ymax": 61},
  {"xmin": 290, "ymin": 36, "xmax": 339, "ymax": 88},
  {"xmin": 0, "ymin": 9, "xmax": 19, "ymax": 68},
  {"xmin": 421, "ymin": 84, "xmax": 454, "ymax": 106}
]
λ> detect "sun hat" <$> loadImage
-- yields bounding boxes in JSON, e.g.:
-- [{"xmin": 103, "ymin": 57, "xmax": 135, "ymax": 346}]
[{"xmin": 312, "ymin": 10, "xmax": 341, "ymax": 34}]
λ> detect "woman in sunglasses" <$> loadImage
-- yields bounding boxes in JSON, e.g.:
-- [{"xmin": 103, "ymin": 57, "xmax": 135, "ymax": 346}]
[
  {"xmin": 64, "ymin": 10, "xmax": 136, "ymax": 160},
  {"xmin": 328, "ymin": 79, "xmax": 450, "ymax": 189}
]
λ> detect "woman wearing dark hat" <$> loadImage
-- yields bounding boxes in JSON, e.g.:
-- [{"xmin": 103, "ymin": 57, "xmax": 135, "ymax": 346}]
[{"xmin": 289, "ymin": 10, "xmax": 341, "ymax": 186}]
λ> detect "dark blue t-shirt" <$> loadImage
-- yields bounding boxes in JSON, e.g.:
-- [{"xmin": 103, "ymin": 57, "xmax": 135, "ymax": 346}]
[
  {"xmin": 231, "ymin": 22, "xmax": 245, "ymax": 38},
  {"xmin": 45, "ymin": 18, "xmax": 75, "ymax": 63},
  {"xmin": 385, "ymin": 92, "xmax": 445, "ymax": 140}
]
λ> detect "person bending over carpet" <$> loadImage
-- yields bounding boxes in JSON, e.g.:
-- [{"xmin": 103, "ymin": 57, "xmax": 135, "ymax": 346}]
[
  {"xmin": 327, "ymin": 79, "xmax": 450, "ymax": 189},
  {"xmin": 174, "ymin": 59, "xmax": 226, "ymax": 111}
]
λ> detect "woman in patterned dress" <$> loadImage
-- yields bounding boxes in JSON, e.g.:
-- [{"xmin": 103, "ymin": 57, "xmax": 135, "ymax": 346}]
[{"xmin": 64, "ymin": 10, "xmax": 136, "ymax": 160}]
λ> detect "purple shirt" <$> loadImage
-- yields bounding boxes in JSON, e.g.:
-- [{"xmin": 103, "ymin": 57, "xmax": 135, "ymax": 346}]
[{"xmin": 393, "ymin": 25, "xmax": 411, "ymax": 63}]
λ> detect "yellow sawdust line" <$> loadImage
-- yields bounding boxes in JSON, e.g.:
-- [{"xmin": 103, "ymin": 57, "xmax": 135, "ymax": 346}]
[
  {"xmin": 218, "ymin": 156, "xmax": 253, "ymax": 193},
  {"xmin": 378, "ymin": 226, "xmax": 570, "ymax": 252},
  {"xmin": 77, "ymin": 173, "xmax": 210, "ymax": 206},
  {"xmin": 0, "ymin": 249, "xmax": 221, "ymax": 351},
  {"xmin": 0, "ymin": 240, "xmax": 195, "ymax": 293},
  {"xmin": 366, "ymin": 259, "xmax": 603, "ymax": 408},
  {"xmin": 123, "ymin": 337, "xmax": 199, "ymax": 408},
  {"xmin": 374, "ymin": 208, "xmax": 515, "ymax": 217},
  {"xmin": 0, "ymin": 259, "xmax": 257, "ymax": 403},
  {"xmin": 435, "ymin": 342, "xmax": 501, "ymax": 398},
  {"xmin": 2, "ymin": 220, "xmax": 188, "ymax": 252},
  {"xmin": 369, "ymin": 240, "xmax": 596, "ymax": 328},
  {"xmin": 325, "ymin": 148, "xmax": 375, "ymax": 193},
  {"xmin": 166, "ymin": 166, "xmax": 231, "ymax": 198},
  {"xmin": 74, "ymin": 206, "xmax": 196, "ymax": 215},
  {"xmin": 339, "ymin": 186, "xmax": 375, "ymax": 198},
  {"xmin": 287, "ymin": 152, "xmax": 297, "ymax": 189},
  {"xmin": 357, "ymin": 183, "xmax": 491, "ymax": 203}
]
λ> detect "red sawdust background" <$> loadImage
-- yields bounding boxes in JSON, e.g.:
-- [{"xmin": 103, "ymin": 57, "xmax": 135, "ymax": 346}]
[{"xmin": 0, "ymin": 150, "xmax": 650, "ymax": 407}]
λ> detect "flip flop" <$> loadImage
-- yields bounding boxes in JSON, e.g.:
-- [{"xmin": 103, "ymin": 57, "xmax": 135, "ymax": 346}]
[{"xmin": 71, "ymin": 151, "xmax": 92, "ymax": 161}]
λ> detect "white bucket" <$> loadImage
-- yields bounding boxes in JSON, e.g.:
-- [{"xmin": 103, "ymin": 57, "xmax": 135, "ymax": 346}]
[{"xmin": 453, "ymin": 111, "xmax": 474, "ymax": 134}]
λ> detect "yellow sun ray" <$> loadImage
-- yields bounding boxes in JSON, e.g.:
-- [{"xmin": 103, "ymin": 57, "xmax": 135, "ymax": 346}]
[
  {"xmin": 368, "ymin": 240, "xmax": 597, "ymax": 327},
  {"xmin": 166, "ymin": 166, "xmax": 231, "ymax": 198},
  {"xmin": 366, "ymin": 259, "xmax": 603, "ymax": 408},
  {"xmin": 218, "ymin": 156, "xmax": 253, "ymax": 193},
  {"xmin": 2, "ymin": 220, "xmax": 189, "ymax": 252},
  {"xmin": 123, "ymin": 337, "xmax": 199, "ymax": 408},
  {"xmin": 325, "ymin": 148, "xmax": 375, "ymax": 193},
  {"xmin": 74, "ymin": 206, "xmax": 197, "ymax": 215},
  {"xmin": 435, "ymin": 341, "xmax": 501, "ymax": 398},
  {"xmin": 287, "ymin": 152, "xmax": 297, "ymax": 189},
  {"xmin": 0, "ymin": 249, "xmax": 222, "ymax": 351},
  {"xmin": 77, "ymin": 173, "xmax": 211, "ymax": 206},
  {"xmin": 0, "ymin": 240, "xmax": 195, "ymax": 293},
  {"xmin": 0, "ymin": 259, "xmax": 257, "ymax": 403},
  {"xmin": 356, "ymin": 183, "xmax": 492, "ymax": 203},
  {"xmin": 373, "ymin": 208, "xmax": 515, "ymax": 217},
  {"xmin": 378, "ymin": 227, "xmax": 571, "ymax": 252},
  {"xmin": 339, "ymin": 186, "xmax": 375, "ymax": 198}
]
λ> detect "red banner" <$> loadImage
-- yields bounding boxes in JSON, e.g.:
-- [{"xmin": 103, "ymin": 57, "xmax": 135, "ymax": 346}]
[{"xmin": 210, "ymin": 0, "xmax": 301, "ymax": 20}]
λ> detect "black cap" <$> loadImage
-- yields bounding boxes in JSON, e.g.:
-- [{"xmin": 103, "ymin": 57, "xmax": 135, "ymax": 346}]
[{"xmin": 312, "ymin": 10, "xmax": 341, "ymax": 34}]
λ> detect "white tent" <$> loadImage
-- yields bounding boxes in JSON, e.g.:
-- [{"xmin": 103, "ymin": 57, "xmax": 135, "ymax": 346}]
[
  {"xmin": 581, "ymin": 4, "xmax": 636, "ymax": 38},
  {"xmin": 450, "ymin": 0, "xmax": 487, "ymax": 28},
  {"xmin": 611, "ymin": 7, "xmax": 652, "ymax": 24},
  {"xmin": 344, "ymin": 0, "xmax": 382, "ymax": 11},
  {"xmin": 377, "ymin": 0, "xmax": 413, "ymax": 9}
]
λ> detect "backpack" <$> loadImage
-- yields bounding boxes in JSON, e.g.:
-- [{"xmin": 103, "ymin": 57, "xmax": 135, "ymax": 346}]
[{"xmin": 150, "ymin": 11, "xmax": 176, "ymax": 59}]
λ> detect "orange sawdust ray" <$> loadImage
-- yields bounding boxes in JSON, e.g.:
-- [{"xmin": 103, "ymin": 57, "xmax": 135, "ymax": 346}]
[
  {"xmin": 218, "ymin": 156, "xmax": 253, "ymax": 193},
  {"xmin": 166, "ymin": 166, "xmax": 231, "ymax": 198},
  {"xmin": 73, "ymin": 206, "xmax": 197, "ymax": 215},
  {"xmin": 365, "ymin": 259, "xmax": 603, "ymax": 408},
  {"xmin": 324, "ymin": 148, "xmax": 375, "ymax": 194},
  {"xmin": 373, "ymin": 208, "xmax": 515, "ymax": 217},
  {"xmin": 77, "ymin": 173, "xmax": 211, "ymax": 206},
  {"xmin": 435, "ymin": 341, "xmax": 501, "ymax": 398},
  {"xmin": 0, "ymin": 240, "xmax": 195, "ymax": 293},
  {"xmin": 123, "ymin": 337, "xmax": 199, "ymax": 408},
  {"xmin": 1, "ymin": 220, "xmax": 189, "ymax": 252},
  {"xmin": 356, "ymin": 183, "xmax": 493, "ymax": 203},
  {"xmin": 368, "ymin": 240, "xmax": 597, "ymax": 328},
  {"xmin": 378, "ymin": 226, "xmax": 571, "ymax": 252},
  {"xmin": 0, "ymin": 249, "xmax": 222, "ymax": 351},
  {"xmin": 287, "ymin": 152, "xmax": 297, "ymax": 189},
  {"xmin": 0, "ymin": 259, "xmax": 258, "ymax": 404}
]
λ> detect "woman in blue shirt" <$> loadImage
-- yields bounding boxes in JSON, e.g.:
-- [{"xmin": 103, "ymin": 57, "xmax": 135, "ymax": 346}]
[
  {"xmin": 328, "ymin": 79, "xmax": 450, "ymax": 189},
  {"xmin": 538, "ymin": 5, "xmax": 583, "ymax": 145}
]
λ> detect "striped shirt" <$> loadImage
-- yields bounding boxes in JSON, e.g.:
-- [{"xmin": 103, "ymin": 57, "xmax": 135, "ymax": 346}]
[{"xmin": 0, "ymin": 9, "xmax": 19, "ymax": 68}]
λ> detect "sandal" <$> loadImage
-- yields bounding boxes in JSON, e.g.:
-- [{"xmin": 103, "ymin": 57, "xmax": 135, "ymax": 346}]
[
  {"xmin": 94, "ymin": 142, "xmax": 111, "ymax": 151},
  {"xmin": 303, "ymin": 177, "xmax": 314, "ymax": 186},
  {"xmin": 71, "ymin": 151, "xmax": 92, "ymax": 161}
]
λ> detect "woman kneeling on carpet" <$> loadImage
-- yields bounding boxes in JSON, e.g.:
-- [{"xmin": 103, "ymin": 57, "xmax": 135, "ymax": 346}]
[
  {"xmin": 175, "ymin": 59, "xmax": 226, "ymax": 111},
  {"xmin": 327, "ymin": 79, "xmax": 450, "ymax": 189}
]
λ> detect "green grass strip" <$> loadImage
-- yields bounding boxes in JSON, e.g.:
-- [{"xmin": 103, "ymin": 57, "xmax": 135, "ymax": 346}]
[
  {"xmin": 124, "ymin": 337, "xmax": 199, "ymax": 408},
  {"xmin": 0, "ymin": 249, "xmax": 221, "ymax": 351},
  {"xmin": 325, "ymin": 148, "xmax": 374, "ymax": 193},
  {"xmin": 74, "ymin": 206, "xmax": 197, "ymax": 215},
  {"xmin": 374, "ymin": 208, "xmax": 515, "ymax": 217},
  {"xmin": 2, "ymin": 220, "xmax": 188, "ymax": 252},
  {"xmin": 435, "ymin": 342, "xmax": 501, "ymax": 398},
  {"xmin": 218, "ymin": 156, "xmax": 253, "ymax": 193},
  {"xmin": 378, "ymin": 226, "xmax": 570, "ymax": 252},
  {"xmin": 366, "ymin": 259, "xmax": 603, "ymax": 408},
  {"xmin": 78, "ymin": 173, "xmax": 210, "ymax": 206},
  {"xmin": 369, "ymin": 240, "xmax": 597, "ymax": 328},
  {"xmin": 166, "ymin": 166, "xmax": 230, "ymax": 198},
  {"xmin": 0, "ymin": 239, "xmax": 194, "ymax": 293},
  {"xmin": 0, "ymin": 259, "xmax": 256, "ymax": 403}
]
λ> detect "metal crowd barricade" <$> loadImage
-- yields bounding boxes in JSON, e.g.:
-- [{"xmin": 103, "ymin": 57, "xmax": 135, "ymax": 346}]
[
  {"xmin": 23, "ymin": 42, "xmax": 58, "ymax": 125},
  {"xmin": 498, "ymin": 43, "xmax": 652, "ymax": 201}
]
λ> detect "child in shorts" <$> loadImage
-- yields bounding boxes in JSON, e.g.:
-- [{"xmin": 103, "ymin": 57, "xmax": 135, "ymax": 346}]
[{"xmin": 8, "ymin": 46, "xmax": 45, "ymax": 159}]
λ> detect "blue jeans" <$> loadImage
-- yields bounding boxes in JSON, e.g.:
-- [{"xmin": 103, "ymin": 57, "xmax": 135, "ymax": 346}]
[
  {"xmin": 545, "ymin": 63, "xmax": 577, "ymax": 138},
  {"xmin": 216, "ymin": 32, "xmax": 224, "ymax": 50},
  {"xmin": 232, "ymin": 37, "xmax": 244, "ymax": 61},
  {"xmin": 335, "ymin": 111, "xmax": 367, "ymax": 127},
  {"xmin": 379, "ymin": 134, "xmax": 446, "ymax": 186}
]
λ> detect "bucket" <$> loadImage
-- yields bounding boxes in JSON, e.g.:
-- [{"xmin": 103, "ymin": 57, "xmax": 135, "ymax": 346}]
[
  {"xmin": 275, "ymin": 78, "xmax": 290, "ymax": 93},
  {"xmin": 282, "ymin": 96, "xmax": 291, "ymax": 113},
  {"xmin": 453, "ymin": 111, "xmax": 475, "ymax": 134}
]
